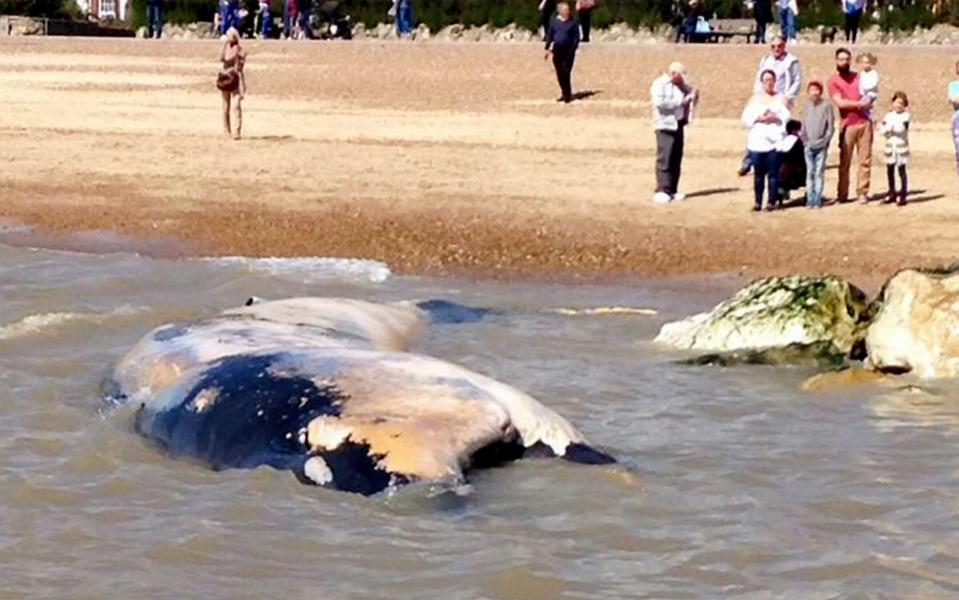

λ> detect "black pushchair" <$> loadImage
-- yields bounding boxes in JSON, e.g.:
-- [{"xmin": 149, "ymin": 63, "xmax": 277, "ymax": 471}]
[{"xmin": 315, "ymin": 0, "xmax": 353, "ymax": 39}]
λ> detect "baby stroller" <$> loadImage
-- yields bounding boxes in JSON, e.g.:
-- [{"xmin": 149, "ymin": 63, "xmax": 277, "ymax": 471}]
[
  {"xmin": 315, "ymin": 0, "xmax": 352, "ymax": 39},
  {"xmin": 778, "ymin": 119, "xmax": 807, "ymax": 202}
]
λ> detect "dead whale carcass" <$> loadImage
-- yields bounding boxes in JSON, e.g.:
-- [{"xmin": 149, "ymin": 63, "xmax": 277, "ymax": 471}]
[{"xmin": 110, "ymin": 298, "xmax": 615, "ymax": 495}]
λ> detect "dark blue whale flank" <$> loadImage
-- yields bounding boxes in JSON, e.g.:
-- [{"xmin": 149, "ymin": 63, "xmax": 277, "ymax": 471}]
[{"xmin": 137, "ymin": 353, "xmax": 342, "ymax": 471}]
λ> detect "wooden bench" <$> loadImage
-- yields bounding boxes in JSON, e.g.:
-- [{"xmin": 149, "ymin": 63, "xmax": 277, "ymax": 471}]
[{"xmin": 705, "ymin": 18, "xmax": 757, "ymax": 43}]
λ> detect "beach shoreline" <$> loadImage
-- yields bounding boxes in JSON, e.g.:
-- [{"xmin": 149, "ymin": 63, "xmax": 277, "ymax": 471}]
[{"xmin": 1, "ymin": 38, "xmax": 957, "ymax": 288}]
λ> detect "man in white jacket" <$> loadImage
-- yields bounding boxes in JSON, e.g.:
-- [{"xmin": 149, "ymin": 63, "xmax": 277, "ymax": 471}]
[
  {"xmin": 650, "ymin": 62, "xmax": 699, "ymax": 204},
  {"xmin": 738, "ymin": 35, "xmax": 803, "ymax": 175}
]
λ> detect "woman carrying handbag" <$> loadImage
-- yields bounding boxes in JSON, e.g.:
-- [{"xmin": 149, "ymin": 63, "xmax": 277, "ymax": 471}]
[{"xmin": 217, "ymin": 27, "xmax": 247, "ymax": 140}]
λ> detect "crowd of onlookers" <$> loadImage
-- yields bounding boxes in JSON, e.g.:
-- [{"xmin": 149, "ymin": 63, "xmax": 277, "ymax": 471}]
[{"xmin": 647, "ymin": 32, "xmax": 948, "ymax": 212}]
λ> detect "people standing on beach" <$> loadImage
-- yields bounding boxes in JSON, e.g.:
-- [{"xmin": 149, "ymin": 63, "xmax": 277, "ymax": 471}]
[
  {"xmin": 650, "ymin": 62, "xmax": 698, "ymax": 204},
  {"xmin": 801, "ymin": 81, "xmax": 835, "ymax": 208},
  {"xmin": 753, "ymin": 0, "xmax": 773, "ymax": 44},
  {"xmin": 392, "ymin": 0, "xmax": 413, "ymax": 37},
  {"xmin": 544, "ymin": 2, "xmax": 580, "ymax": 104},
  {"xmin": 842, "ymin": 0, "xmax": 866, "ymax": 43},
  {"xmin": 283, "ymin": 0, "xmax": 298, "ymax": 38},
  {"xmin": 218, "ymin": 28, "xmax": 246, "ymax": 140},
  {"xmin": 738, "ymin": 35, "xmax": 802, "ymax": 175},
  {"xmin": 777, "ymin": 0, "xmax": 798, "ymax": 42},
  {"xmin": 146, "ymin": 0, "xmax": 164, "ymax": 39},
  {"xmin": 743, "ymin": 69, "xmax": 790, "ymax": 211},
  {"xmin": 539, "ymin": 0, "xmax": 558, "ymax": 41},
  {"xmin": 948, "ymin": 61, "xmax": 959, "ymax": 178},
  {"xmin": 879, "ymin": 91, "xmax": 911, "ymax": 206},
  {"xmin": 828, "ymin": 47, "xmax": 874, "ymax": 203},
  {"xmin": 576, "ymin": 0, "xmax": 596, "ymax": 43}
]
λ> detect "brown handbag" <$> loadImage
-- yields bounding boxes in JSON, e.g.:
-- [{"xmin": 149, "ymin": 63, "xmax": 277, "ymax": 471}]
[{"xmin": 216, "ymin": 68, "xmax": 239, "ymax": 92}]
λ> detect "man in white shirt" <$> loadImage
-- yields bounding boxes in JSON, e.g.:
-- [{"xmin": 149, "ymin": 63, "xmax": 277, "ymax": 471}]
[
  {"xmin": 650, "ymin": 62, "xmax": 699, "ymax": 204},
  {"xmin": 738, "ymin": 34, "xmax": 803, "ymax": 175}
]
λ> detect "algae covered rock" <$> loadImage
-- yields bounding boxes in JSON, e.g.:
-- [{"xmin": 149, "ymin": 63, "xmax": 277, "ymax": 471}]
[
  {"xmin": 681, "ymin": 341, "xmax": 846, "ymax": 369},
  {"xmin": 866, "ymin": 269, "xmax": 959, "ymax": 378},
  {"xmin": 656, "ymin": 275, "xmax": 869, "ymax": 356}
]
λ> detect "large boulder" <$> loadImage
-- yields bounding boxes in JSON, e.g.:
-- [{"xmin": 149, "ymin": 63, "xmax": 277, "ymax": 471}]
[
  {"xmin": 656, "ymin": 275, "xmax": 869, "ymax": 356},
  {"xmin": 866, "ymin": 269, "xmax": 959, "ymax": 378}
]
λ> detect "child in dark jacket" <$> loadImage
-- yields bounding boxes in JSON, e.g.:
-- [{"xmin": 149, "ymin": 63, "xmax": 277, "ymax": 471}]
[{"xmin": 778, "ymin": 119, "xmax": 806, "ymax": 201}]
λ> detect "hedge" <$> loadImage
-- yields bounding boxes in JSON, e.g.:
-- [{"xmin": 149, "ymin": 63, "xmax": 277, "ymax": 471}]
[{"xmin": 7, "ymin": 0, "xmax": 959, "ymax": 34}]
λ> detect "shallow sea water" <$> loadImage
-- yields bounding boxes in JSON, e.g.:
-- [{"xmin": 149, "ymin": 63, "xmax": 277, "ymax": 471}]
[{"xmin": 1, "ymin": 240, "xmax": 958, "ymax": 599}]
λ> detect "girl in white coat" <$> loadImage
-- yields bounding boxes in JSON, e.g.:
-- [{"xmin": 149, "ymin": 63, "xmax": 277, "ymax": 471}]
[{"xmin": 879, "ymin": 91, "xmax": 910, "ymax": 206}]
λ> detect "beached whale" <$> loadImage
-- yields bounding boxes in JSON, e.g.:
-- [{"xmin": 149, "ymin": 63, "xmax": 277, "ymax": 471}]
[{"xmin": 110, "ymin": 297, "xmax": 615, "ymax": 495}]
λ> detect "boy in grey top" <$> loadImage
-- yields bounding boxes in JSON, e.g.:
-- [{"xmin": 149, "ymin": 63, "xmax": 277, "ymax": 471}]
[{"xmin": 801, "ymin": 80, "xmax": 835, "ymax": 208}]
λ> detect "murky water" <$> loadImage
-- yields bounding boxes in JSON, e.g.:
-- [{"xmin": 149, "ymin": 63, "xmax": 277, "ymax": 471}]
[{"xmin": 2, "ymin": 238, "xmax": 958, "ymax": 599}]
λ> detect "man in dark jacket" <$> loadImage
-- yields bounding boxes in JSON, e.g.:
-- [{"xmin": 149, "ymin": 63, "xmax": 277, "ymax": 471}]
[{"xmin": 544, "ymin": 2, "xmax": 580, "ymax": 103}]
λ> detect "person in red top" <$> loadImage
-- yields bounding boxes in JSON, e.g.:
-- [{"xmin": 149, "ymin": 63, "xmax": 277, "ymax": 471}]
[{"xmin": 827, "ymin": 47, "xmax": 874, "ymax": 204}]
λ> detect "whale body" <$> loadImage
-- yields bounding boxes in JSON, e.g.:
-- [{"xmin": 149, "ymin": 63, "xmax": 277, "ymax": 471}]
[{"xmin": 111, "ymin": 298, "xmax": 615, "ymax": 495}]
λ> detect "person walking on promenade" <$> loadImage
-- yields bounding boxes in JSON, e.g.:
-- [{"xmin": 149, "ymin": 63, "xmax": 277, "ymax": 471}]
[
  {"xmin": 879, "ymin": 91, "xmax": 911, "ymax": 206},
  {"xmin": 743, "ymin": 69, "xmax": 790, "ymax": 211},
  {"xmin": 394, "ymin": 0, "xmax": 413, "ymax": 37},
  {"xmin": 948, "ymin": 61, "xmax": 959, "ymax": 179},
  {"xmin": 544, "ymin": 2, "xmax": 580, "ymax": 104},
  {"xmin": 539, "ymin": 0, "xmax": 558, "ymax": 41},
  {"xmin": 828, "ymin": 47, "xmax": 874, "ymax": 203},
  {"xmin": 218, "ymin": 28, "xmax": 247, "ymax": 140},
  {"xmin": 283, "ymin": 0, "xmax": 298, "ymax": 38},
  {"xmin": 298, "ymin": 0, "xmax": 314, "ymax": 38},
  {"xmin": 753, "ymin": 0, "xmax": 773, "ymax": 44},
  {"xmin": 801, "ymin": 80, "xmax": 835, "ymax": 208},
  {"xmin": 256, "ymin": 0, "xmax": 272, "ymax": 39},
  {"xmin": 738, "ymin": 34, "xmax": 802, "ymax": 175},
  {"xmin": 842, "ymin": 0, "xmax": 865, "ymax": 43},
  {"xmin": 777, "ymin": 0, "xmax": 798, "ymax": 42},
  {"xmin": 146, "ymin": 0, "xmax": 164, "ymax": 39},
  {"xmin": 650, "ymin": 62, "xmax": 698, "ymax": 204},
  {"xmin": 576, "ymin": 0, "xmax": 597, "ymax": 43}
]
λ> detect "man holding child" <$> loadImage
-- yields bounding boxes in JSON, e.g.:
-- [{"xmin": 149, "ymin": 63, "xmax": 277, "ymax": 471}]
[{"xmin": 828, "ymin": 47, "xmax": 874, "ymax": 204}]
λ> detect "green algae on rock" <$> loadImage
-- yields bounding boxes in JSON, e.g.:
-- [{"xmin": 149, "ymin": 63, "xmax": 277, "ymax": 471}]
[
  {"xmin": 656, "ymin": 275, "xmax": 870, "ymax": 357},
  {"xmin": 680, "ymin": 341, "xmax": 847, "ymax": 369}
]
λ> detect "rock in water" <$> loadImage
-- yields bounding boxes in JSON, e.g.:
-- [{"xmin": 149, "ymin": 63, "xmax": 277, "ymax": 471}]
[
  {"xmin": 656, "ymin": 275, "xmax": 869, "ymax": 356},
  {"xmin": 110, "ymin": 297, "xmax": 614, "ymax": 495},
  {"xmin": 681, "ymin": 341, "xmax": 846, "ymax": 368},
  {"xmin": 866, "ymin": 269, "xmax": 959, "ymax": 378}
]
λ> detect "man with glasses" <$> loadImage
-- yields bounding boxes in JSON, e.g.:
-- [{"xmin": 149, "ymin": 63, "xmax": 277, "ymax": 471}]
[{"xmin": 738, "ymin": 35, "xmax": 803, "ymax": 175}]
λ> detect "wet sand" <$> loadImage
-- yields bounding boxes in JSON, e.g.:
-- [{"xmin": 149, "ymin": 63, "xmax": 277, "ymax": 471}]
[{"xmin": 1, "ymin": 38, "xmax": 958, "ymax": 282}]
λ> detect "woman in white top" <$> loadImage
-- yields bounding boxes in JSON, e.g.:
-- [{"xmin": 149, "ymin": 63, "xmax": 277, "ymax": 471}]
[{"xmin": 742, "ymin": 69, "xmax": 791, "ymax": 211}]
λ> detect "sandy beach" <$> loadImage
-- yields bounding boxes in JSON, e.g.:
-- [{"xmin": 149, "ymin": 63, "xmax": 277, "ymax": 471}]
[{"xmin": 1, "ymin": 37, "xmax": 957, "ymax": 282}]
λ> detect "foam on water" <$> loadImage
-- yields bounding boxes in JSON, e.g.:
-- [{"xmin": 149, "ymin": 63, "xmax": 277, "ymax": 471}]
[
  {"xmin": 201, "ymin": 256, "xmax": 392, "ymax": 284},
  {"xmin": 0, "ymin": 306, "xmax": 146, "ymax": 341}
]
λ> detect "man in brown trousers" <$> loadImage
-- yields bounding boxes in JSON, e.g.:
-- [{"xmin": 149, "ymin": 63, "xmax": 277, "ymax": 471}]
[{"xmin": 827, "ymin": 47, "xmax": 874, "ymax": 203}]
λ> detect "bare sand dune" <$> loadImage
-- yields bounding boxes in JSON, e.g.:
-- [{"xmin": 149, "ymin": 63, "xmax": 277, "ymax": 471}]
[{"xmin": 1, "ymin": 38, "xmax": 957, "ymax": 282}]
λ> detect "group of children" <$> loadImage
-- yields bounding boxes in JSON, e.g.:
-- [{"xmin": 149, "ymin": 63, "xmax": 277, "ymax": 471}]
[{"xmin": 783, "ymin": 52, "xmax": 912, "ymax": 209}]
